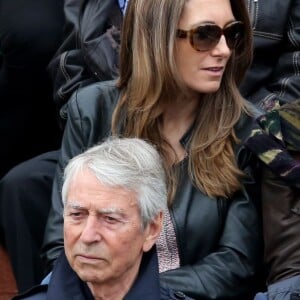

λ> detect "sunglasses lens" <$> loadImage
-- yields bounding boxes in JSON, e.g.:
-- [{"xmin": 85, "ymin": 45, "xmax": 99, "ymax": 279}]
[
  {"xmin": 224, "ymin": 23, "xmax": 244, "ymax": 49},
  {"xmin": 191, "ymin": 22, "xmax": 244, "ymax": 51},
  {"xmin": 192, "ymin": 25, "xmax": 221, "ymax": 51}
]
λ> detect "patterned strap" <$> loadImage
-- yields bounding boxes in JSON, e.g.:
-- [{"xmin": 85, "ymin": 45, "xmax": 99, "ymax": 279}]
[
  {"xmin": 156, "ymin": 208, "xmax": 180, "ymax": 273},
  {"xmin": 245, "ymin": 99, "xmax": 300, "ymax": 187}
]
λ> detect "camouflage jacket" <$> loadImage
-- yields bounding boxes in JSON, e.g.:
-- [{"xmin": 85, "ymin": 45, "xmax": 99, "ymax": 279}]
[{"xmin": 245, "ymin": 99, "xmax": 300, "ymax": 188}]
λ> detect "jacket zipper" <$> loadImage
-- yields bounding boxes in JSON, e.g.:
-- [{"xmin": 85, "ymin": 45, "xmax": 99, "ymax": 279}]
[{"xmin": 248, "ymin": 0, "xmax": 258, "ymax": 29}]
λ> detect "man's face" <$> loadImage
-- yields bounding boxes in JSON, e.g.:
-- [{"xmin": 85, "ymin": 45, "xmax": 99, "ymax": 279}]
[{"xmin": 64, "ymin": 168, "xmax": 156, "ymax": 287}]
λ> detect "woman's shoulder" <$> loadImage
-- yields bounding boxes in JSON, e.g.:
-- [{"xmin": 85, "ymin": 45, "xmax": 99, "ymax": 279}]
[
  {"xmin": 73, "ymin": 80, "xmax": 120, "ymax": 107},
  {"xmin": 65, "ymin": 80, "xmax": 120, "ymax": 120}
]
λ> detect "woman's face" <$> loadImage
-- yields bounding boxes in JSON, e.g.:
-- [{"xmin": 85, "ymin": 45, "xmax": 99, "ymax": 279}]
[{"xmin": 175, "ymin": 0, "xmax": 235, "ymax": 95}]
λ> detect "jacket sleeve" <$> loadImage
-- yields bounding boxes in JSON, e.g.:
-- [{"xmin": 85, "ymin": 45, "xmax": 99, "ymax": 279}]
[
  {"xmin": 160, "ymin": 162, "xmax": 262, "ymax": 299},
  {"xmin": 47, "ymin": 0, "xmax": 122, "ymax": 128},
  {"xmin": 41, "ymin": 90, "xmax": 87, "ymax": 272},
  {"xmin": 247, "ymin": 0, "xmax": 300, "ymax": 110}
]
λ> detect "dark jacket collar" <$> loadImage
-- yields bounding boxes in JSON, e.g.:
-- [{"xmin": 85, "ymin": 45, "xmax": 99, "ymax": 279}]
[{"xmin": 47, "ymin": 247, "xmax": 161, "ymax": 300}]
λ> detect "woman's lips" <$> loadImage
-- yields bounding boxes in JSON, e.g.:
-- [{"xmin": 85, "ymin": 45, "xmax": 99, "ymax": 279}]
[{"xmin": 202, "ymin": 66, "xmax": 224, "ymax": 76}]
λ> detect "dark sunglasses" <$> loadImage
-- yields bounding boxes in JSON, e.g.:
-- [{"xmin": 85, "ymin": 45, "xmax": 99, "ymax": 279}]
[{"xmin": 176, "ymin": 21, "xmax": 244, "ymax": 51}]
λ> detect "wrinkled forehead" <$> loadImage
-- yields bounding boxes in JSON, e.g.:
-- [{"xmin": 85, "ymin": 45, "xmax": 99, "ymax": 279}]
[{"xmin": 64, "ymin": 195, "xmax": 140, "ymax": 213}]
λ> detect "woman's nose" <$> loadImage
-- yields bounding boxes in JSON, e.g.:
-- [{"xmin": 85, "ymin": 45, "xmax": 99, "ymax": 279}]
[{"xmin": 211, "ymin": 35, "xmax": 232, "ymax": 57}]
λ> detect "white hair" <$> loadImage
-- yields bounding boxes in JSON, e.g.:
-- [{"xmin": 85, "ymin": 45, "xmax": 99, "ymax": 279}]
[{"xmin": 62, "ymin": 137, "xmax": 167, "ymax": 227}]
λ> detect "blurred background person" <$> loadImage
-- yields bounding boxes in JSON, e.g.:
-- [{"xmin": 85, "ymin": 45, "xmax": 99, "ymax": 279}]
[
  {"xmin": 0, "ymin": 0, "xmax": 64, "ymax": 291},
  {"xmin": 246, "ymin": 100, "xmax": 300, "ymax": 300},
  {"xmin": 241, "ymin": 0, "xmax": 300, "ymax": 111},
  {"xmin": 0, "ymin": 0, "xmax": 65, "ymax": 178}
]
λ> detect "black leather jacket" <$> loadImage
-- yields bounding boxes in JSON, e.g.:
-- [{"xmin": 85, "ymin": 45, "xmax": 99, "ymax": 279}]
[
  {"xmin": 48, "ymin": 0, "xmax": 122, "ymax": 128},
  {"xmin": 240, "ymin": 0, "xmax": 300, "ymax": 110},
  {"xmin": 42, "ymin": 80, "xmax": 261, "ymax": 299}
]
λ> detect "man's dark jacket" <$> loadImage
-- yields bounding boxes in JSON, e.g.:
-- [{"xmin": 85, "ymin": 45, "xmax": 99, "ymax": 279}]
[{"xmin": 13, "ymin": 248, "xmax": 192, "ymax": 300}]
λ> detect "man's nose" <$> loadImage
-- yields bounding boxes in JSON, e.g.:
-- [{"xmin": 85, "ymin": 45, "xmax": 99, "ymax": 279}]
[{"xmin": 80, "ymin": 216, "xmax": 101, "ymax": 244}]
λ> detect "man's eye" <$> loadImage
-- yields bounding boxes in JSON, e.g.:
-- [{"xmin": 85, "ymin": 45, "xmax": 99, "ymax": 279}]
[
  {"xmin": 69, "ymin": 212, "xmax": 83, "ymax": 219},
  {"xmin": 103, "ymin": 216, "xmax": 119, "ymax": 224}
]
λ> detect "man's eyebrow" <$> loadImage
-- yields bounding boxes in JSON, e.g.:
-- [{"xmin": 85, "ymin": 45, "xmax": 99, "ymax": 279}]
[
  {"xmin": 65, "ymin": 203, "xmax": 126, "ymax": 215},
  {"xmin": 65, "ymin": 201, "xmax": 86, "ymax": 210},
  {"xmin": 97, "ymin": 208, "xmax": 125, "ymax": 215}
]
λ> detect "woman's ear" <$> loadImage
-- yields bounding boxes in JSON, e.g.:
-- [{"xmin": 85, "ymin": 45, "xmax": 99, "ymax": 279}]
[{"xmin": 142, "ymin": 211, "xmax": 163, "ymax": 252}]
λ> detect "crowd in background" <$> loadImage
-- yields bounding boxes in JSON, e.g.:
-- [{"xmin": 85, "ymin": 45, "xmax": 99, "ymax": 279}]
[{"xmin": 0, "ymin": 0, "xmax": 300, "ymax": 299}]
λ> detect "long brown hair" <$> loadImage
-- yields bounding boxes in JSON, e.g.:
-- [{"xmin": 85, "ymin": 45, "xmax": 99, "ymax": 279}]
[{"xmin": 112, "ymin": 0, "xmax": 253, "ymax": 204}]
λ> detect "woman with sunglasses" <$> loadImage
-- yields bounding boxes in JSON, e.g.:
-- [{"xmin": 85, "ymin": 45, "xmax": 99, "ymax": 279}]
[{"xmin": 12, "ymin": 0, "xmax": 261, "ymax": 298}]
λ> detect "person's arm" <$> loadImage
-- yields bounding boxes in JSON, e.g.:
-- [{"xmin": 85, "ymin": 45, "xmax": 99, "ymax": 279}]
[
  {"xmin": 48, "ymin": 0, "xmax": 122, "ymax": 128},
  {"xmin": 160, "ymin": 188, "xmax": 262, "ymax": 299},
  {"xmin": 41, "ymin": 81, "xmax": 117, "ymax": 272},
  {"xmin": 246, "ymin": 0, "xmax": 300, "ymax": 109},
  {"xmin": 41, "ymin": 91, "xmax": 87, "ymax": 272}
]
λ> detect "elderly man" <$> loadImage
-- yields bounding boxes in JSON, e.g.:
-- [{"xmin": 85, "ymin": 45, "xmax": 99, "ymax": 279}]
[{"xmin": 13, "ymin": 137, "xmax": 191, "ymax": 300}]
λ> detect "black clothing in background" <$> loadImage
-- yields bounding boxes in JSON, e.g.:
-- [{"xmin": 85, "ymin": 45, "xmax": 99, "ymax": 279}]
[
  {"xmin": 241, "ymin": 0, "xmax": 300, "ymax": 110},
  {"xmin": 0, "ymin": 0, "xmax": 64, "ymax": 178},
  {"xmin": 0, "ymin": 151, "xmax": 59, "ymax": 292}
]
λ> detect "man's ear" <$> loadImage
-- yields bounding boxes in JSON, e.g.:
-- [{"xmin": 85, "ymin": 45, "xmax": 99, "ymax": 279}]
[{"xmin": 142, "ymin": 211, "xmax": 163, "ymax": 252}]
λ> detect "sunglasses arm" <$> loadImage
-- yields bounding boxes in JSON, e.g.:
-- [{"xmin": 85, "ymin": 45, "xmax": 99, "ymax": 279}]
[{"xmin": 176, "ymin": 29, "xmax": 188, "ymax": 39}]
